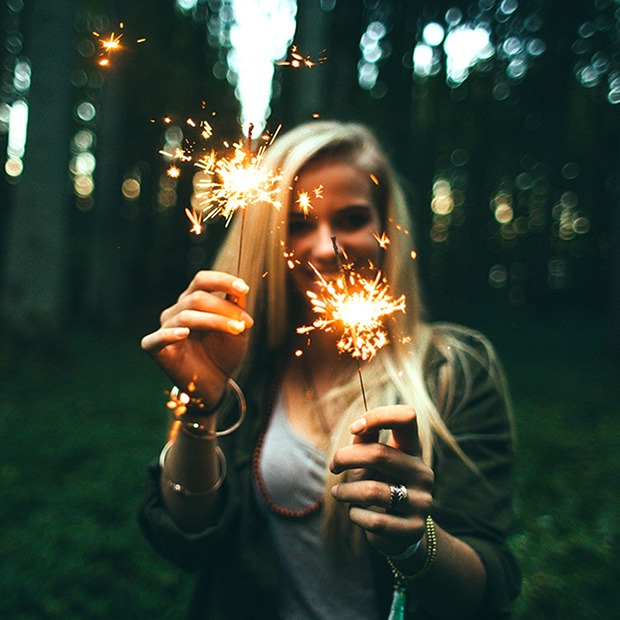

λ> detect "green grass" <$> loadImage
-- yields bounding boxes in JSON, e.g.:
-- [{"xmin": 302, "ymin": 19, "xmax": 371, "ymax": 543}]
[{"xmin": 1, "ymin": 304, "xmax": 618, "ymax": 618}]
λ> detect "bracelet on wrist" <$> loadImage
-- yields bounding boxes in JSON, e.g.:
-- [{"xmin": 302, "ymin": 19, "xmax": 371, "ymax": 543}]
[
  {"xmin": 159, "ymin": 440, "xmax": 227, "ymax": 497},
  {"xmin": 166, "ymin": 377, "xmax": 246, "ymax": 440},
  {"xmin": 387, "ymin": 515, "xmax": 437, "ymax": 581}
]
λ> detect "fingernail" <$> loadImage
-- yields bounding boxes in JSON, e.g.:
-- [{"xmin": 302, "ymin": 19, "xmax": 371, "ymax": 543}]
[
  {"xmin": 350, "ymin": 417, "xmax": 367, "ymax": 434},
  {"xmin": 331, "ymin": 484, "xmax": 339, "ymax": 497},
  {"xmin": 232, "ymin": 279, "xmax": 249, "ymax": 294},
  {"xmin": 174, "ymin": 327, "xmax": 190, "ymax": 338},
  {"xmin": 228, "ymin": 319, "xmax": 246, "ymax": 334}
]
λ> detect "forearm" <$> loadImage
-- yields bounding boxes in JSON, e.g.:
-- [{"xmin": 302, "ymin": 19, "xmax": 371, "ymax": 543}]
[
  {"xmin": 159, "ymin": 423, "xmax": 223, "ymax": 532},
  {"xmin": 394, "ymin": 523, "xmax": 486, "ymax": 619}
]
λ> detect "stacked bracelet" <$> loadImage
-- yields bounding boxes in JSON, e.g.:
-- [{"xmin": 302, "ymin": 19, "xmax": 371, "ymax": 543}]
[
  {"xmin": 159, "ymin": 440, "xmax": 227, "ymax": 497},
  {"xmin": 166, "ymin": 377, "xmax": 246, "ymax": 439},
  {"xmin": 387, "ymin": 515, "xmax": 437, "ymax": 581}
]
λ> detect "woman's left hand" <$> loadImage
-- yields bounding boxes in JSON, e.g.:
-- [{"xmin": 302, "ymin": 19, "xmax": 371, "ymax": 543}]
[{"xmin": 329, "ymin": 405, "xmax": 434, "ymax": 557}]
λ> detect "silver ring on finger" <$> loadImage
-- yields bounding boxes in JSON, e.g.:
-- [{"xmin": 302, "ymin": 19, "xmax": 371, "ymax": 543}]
[{"xmin": 387, "ymin": 484, "xmax": 408, "ymax": 513}]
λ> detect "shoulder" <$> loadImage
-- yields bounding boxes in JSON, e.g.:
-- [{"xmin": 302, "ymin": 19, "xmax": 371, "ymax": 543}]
[
  {"xmin": 426, "ymin": 322, "xmax": 500, "ymax": 368},
  {"xmin": 422, "ymin": 322, "xmax": 512, "ymax": 428}
]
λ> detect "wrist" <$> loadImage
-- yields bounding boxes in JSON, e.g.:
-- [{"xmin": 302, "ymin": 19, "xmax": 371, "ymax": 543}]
[
  {"xmin": 387, "ymin": 516, "xmax": 438, "ymax": 580},
  {"xmin": 166, "ymin": 377, "xmax": 247, "ymax": 440},
  {"xmin": 382, "ymin": 537, "xmax": 423, "ymax": 562}
]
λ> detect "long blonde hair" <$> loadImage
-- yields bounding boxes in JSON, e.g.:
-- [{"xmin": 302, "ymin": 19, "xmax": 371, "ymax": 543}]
[{"xmin": 212, "ymin": 121, "xmax": 510, "ymax": 551}]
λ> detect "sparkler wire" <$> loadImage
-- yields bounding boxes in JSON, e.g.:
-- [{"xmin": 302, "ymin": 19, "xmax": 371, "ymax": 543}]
[{"xmin": 331, "ymin": 236, "xmax": 368, "ymax": 412}]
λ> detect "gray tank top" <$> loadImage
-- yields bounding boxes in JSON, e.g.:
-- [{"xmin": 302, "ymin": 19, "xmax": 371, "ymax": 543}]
[{"xmin": 254, "ymin": 389, "xmax": 381, "ymax": 619}]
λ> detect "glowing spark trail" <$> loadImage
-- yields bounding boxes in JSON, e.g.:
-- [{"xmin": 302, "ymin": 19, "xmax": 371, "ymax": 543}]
[
  {"xmin": 185, "ymin": 208, "xmax": 203, "ymax": 235},
  {"xmin": 277, "ymin": 45, "xmax": 327, "ymax": 68},
  {"xmin": 372, "ymin": 231, "xmax": 391, "ymax": 250}
]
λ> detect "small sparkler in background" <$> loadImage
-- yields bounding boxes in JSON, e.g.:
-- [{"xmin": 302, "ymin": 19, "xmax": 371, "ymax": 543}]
[
  {"xmin": 276, "ymin": 45, "xmax": 327, "ymax": 68},
  {"xmin": 297, "ymin": 237, "xmax": 406, "ymax": 409},
  {"xmin": 92, "ymin": 23, "xmax": 145, "ymax": 67}
]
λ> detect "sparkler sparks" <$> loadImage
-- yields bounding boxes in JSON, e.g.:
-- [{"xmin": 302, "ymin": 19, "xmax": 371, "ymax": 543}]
[
  {"xmin": 92, "ymin": 23, "xmax": 145, "ymax": 67},
  {"xmin": 276, "ymin": 45, "xmax": 327, "ymax": 68},
  {"xmin": 185, "ymin": 208, "xmax": 203, "ymax": 235},
  {"xmin": 297, "ymin": 266, "xmax": 406, "ymax": 362},
  {"xmin": 296, "ymin": 185, "xmax": 322, "ymax": 216},
  {"xmin": 372, "ymin": 231, "xmax": 391, "ymax": 250},
  {"xmin": 194, "ymin": 135, "xmax": 281, "ymax": 226}
]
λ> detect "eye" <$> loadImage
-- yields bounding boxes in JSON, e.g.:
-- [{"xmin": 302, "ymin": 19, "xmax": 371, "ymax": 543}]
[
  {"xmin": 334, "ymin": 207, "xmax": 374, "ymax": 232},
  {"xmin": 288, "ymin": 217, "xmax": 315, "ymax": 236}
]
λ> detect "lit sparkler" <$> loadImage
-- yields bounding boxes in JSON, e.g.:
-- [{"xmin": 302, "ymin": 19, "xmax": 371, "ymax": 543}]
[
  {"xmin": 297, "ymin": 238, "xmax": 406, "ymax": 409},
  {"xmin": 193, "ymin": 124, "xmax": 282, "ymax": 272}
]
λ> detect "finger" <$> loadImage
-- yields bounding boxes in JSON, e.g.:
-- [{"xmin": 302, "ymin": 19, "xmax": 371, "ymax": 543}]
[
  {"xmin": 331, "ymin": 479, "xmax": 395, "ymax": 510},
  {"xmin": 170, "ymin": 309, "xmax": 250, "ymax": 336},
  {"xmin": 141, "ymin": 327, "xmax": 189, "ymax": 354},
  {"xmin": 332, "ymin": 480, "xmax": 432, "ymax": 516},
  {"xmin": 350, "ymin": 405, "xmax": 421, "ymax": 457},
  {"xmin": 347, "ymin": 506, "xmax": 423, "ymax": 540},
  {"xmin": 330, "ymin": 443, "xmax": 433, "ymax": 489},
  {"xmin": 182, "ymin": 270, "xmax": 249, "ymax": 303},
  {"xmin": 167, "ymin": 290, "xmax": 254, "ymax": 327}
]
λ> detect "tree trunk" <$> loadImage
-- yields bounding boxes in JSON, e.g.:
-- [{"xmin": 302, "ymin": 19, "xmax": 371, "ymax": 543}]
[{"xmin": 0, "ymin": 0, "xmax": 77, "ymax": 343}]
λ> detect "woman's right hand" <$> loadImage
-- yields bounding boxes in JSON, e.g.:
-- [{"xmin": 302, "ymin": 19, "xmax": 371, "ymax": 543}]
[{"xmin": 141, "ymin": 271, "xmax": 254, "ymax": 407}]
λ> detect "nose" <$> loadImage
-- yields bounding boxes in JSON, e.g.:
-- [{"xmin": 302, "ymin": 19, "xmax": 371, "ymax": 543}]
[{"xmin": 310, "ymin": 222, "xmax": 338, "ymax": 267}]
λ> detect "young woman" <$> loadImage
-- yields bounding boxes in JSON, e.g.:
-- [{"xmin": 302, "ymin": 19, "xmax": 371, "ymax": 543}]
[{"xmin": 140, "ymin": 121, "xmax": 520, "ymax": 619}]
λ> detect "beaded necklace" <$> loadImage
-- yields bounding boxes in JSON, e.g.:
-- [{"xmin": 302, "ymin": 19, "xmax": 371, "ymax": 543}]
[
  {"xmin": 252, "ymin": 366, "xmax": 325, "ymax": 518},
  {"xmin": 252, "ymin": 416, "xmax": 323, "ymax": 518}
]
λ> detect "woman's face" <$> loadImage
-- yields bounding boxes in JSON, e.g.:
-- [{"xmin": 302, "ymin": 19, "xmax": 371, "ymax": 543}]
[{"xmin": 287, "ymin": 157, "xmax": 383, "ymax": 299}]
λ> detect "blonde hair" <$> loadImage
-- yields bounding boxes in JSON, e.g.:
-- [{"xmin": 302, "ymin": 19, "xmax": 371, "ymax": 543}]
[{"xmin": 212, "ymin": 121, "xmax": 509, "ymax": 552}]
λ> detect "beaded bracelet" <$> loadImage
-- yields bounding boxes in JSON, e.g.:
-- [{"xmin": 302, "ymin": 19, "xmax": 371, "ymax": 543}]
[
  {"xmin": 159, "ymin": 440, "xmax": 227, "ymax": 497},
  {"xmin": 387, "ymin": 515, "xmax": 437, "ymax": 581},
  {"xmin": 166, "ymin": 377, "xmax": 246, "ymax": 439}
]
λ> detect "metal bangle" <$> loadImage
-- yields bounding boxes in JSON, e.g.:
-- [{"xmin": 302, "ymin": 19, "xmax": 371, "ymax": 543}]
[{"xmin": 159, "ymin": 440, "xmax": 227, "ymax": 497}]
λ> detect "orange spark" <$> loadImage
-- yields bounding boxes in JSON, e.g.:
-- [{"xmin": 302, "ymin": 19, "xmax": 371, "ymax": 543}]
[
  {"xmin": 372, "ymin": 231, "xmax": 391, "ymax": 250},
  {"xmin": 185, "ymin": 208, "xmax": 203, "ymax": 235},
  {"xmin": 296, "ymin": 186, "xmax": 322, "ymax": 216},
  {"xmin": 277, "ymin": 45, "xmax": 327, "ymax": 68}
]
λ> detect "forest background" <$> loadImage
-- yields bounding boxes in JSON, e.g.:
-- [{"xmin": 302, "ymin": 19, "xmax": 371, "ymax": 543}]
[{"xmin": 0, "ymin": 0, "xmax": 618, "ymax": 618}]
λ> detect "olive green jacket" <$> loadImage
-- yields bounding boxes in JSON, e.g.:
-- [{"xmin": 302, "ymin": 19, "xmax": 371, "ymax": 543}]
[{"xmin": 140, "ymin": 324, "xmax": 521, "ymax": 618}]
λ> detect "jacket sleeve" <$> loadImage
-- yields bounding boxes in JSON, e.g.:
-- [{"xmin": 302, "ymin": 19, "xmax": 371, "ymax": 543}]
[
  {"xmin": 429, "ymin": 327, "xmax": 521, "ymax": 617},
  {"xmin": 138, "ymin": 446, "xmax": 242, "ymax": 572}
]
